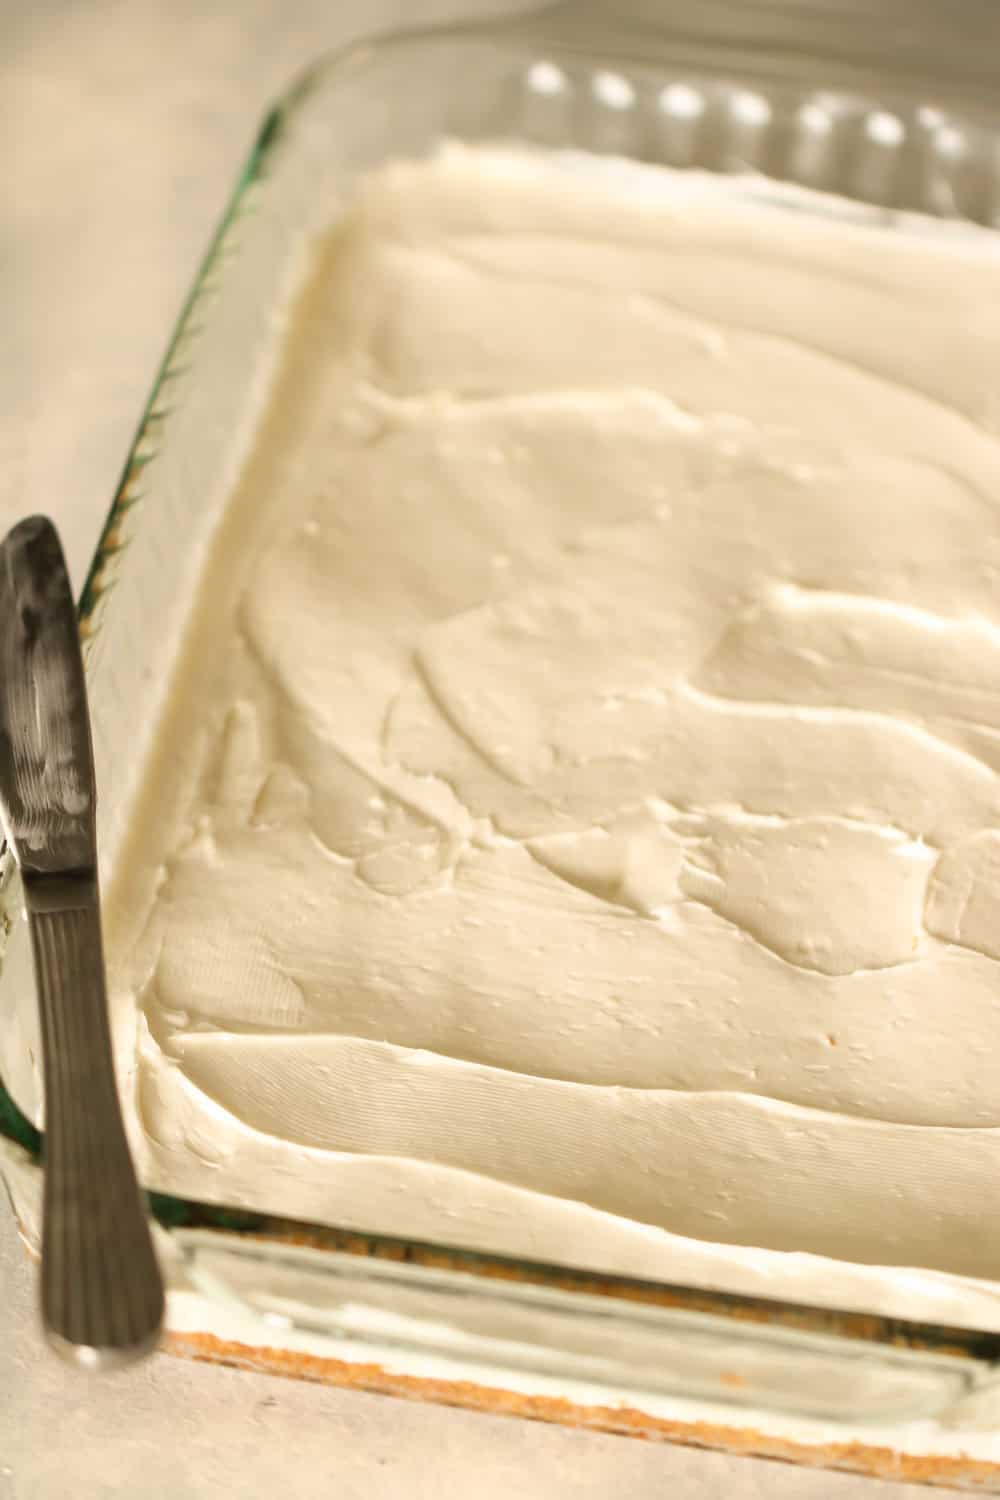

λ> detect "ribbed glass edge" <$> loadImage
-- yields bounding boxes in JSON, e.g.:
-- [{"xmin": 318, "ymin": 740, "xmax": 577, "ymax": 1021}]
[
  {"xmin": 76, "ymin": 103, "xmax": 287, "ymax": 638},
  {"xmin": 0, "ymin": 76, "xmax": 298, "ymax": 1234},
  {"xmin": 3, "ymin": 2, "xmax": 1000, "ymax": 1380},
  {"xmin": 535, "ymin": 0, "xmax": 1000, "ymax": 107}
]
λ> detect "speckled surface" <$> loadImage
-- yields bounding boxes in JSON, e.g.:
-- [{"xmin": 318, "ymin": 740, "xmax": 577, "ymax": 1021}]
[{"xmin": 0, "ymin": 1, "xmax": 974, "ymax": 1493}]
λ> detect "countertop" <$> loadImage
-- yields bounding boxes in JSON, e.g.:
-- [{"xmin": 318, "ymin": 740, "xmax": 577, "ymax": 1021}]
[{"xmin": 0, "ymin": 1, "xmax": 969, "ymax": 1494}]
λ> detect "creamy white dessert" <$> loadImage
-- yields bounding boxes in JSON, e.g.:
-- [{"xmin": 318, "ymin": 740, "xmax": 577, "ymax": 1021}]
[{"xmin": 108, "ymin": 144, "xmax": 1000, "ymax": 1330}]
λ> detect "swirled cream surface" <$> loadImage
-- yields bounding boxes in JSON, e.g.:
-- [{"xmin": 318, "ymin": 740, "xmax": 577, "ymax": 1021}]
[{"xmin": 110, "ymin": 145, "xmax": 1000, "ymax": 1330}]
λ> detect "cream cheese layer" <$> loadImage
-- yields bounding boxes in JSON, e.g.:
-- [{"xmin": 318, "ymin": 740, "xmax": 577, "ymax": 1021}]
[{"xmin": 109, "ymin": 146, "xmax": 1000, "ymax": 1328}]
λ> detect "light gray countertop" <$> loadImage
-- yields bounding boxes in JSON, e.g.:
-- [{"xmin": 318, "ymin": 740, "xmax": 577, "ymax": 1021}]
[{"xmin": 0, "ymin": 2, "xmax": 965, "ymax": 1494}]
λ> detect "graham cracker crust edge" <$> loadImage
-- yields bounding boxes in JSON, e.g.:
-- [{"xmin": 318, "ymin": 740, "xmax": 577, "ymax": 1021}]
[{"xmin": 164, "ymin": 1328, "xmax": 1000, "ymax": 1491}]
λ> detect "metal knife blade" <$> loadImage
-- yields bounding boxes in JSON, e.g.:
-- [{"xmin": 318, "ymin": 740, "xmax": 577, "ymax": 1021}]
[
  {"xmin": 0, "ymin": 516, "xmax": 95, "ymax": 878},
  {"xmin": 0, "ymin": 515, "xmax": 164, "ymax": 1366}
]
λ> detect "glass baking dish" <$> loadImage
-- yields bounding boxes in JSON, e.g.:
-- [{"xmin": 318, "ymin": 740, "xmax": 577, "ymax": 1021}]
[{"xmin": 6, "ymin": 0, "xmax": 1000, "ymax": 1484}]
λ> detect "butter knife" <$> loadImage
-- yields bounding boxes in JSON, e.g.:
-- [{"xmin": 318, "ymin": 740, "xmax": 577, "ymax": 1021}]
[{"xmin": 0, "ymin": 515, "xmax": 163, "ymax": 1366}]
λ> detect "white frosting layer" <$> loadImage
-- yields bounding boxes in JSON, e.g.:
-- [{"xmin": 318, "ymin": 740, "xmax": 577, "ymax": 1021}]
[{"xmin": 109, "ymin": 145, "xmax": 1000, "ymax": 1332}]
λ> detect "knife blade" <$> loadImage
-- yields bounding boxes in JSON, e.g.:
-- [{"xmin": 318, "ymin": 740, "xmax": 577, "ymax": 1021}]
[{"xmin": 0, "ymin": 515, "xmax": 163, "ymax": 1366}]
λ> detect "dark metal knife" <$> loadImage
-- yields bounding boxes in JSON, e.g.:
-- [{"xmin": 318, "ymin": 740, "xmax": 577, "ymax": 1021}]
[{"xmin": 0, "ymin": 515, "xmax": 163, "ymax": 1366}]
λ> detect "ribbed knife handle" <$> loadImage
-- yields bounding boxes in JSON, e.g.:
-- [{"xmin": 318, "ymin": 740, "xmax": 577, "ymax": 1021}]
[{"xmin": 27, "ymin": 876, "xmax": 164, "ymax": 1365}]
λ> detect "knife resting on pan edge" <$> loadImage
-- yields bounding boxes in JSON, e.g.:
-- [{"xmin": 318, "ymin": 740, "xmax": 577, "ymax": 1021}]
[{"xmin": 0, "ymin": 515, "xmax": 163, "ymax": 1366}]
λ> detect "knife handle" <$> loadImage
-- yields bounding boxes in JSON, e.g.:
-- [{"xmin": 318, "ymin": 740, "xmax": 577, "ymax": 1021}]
[{"xmin": 26, "ymin": 874, "xmax": 164, "ymax": 1366}]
